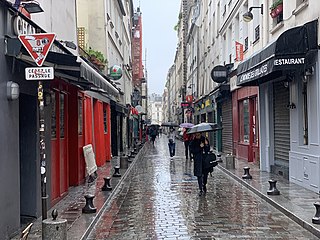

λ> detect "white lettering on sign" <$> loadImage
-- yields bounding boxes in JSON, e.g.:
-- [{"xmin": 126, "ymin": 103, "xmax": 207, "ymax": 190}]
[
  {"xmin": 239, "ymin": 63, "xmax": 268, "ymax": 83},
  {"xmin": 25, "ymin": 67, "xmax": 54, "ymax": 80},
  {"xmin": 274, "ymin": 58, "xmax": 305, "ymax": 66},
  {"xmin": 13, "ymin": 16, "xmax": 36, "ymax": 35}
]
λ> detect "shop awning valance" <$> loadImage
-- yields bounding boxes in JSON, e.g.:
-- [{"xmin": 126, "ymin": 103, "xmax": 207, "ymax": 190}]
[
  {"xmin": 5, "ymin": 37, "xmax": 119, "ymax": 98},
  {"xmin": 237, "ymin": 20, "xmax": 318, "ymax": 86}
]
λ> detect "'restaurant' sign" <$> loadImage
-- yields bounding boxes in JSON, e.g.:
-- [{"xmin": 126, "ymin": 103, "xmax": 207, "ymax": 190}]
[
  {"xmin": 25, "ymin": 67, "xmax": 54, "ymax": 80},
  {"xmin": 237, "ymin": 57, "xmax": 305, "ymax": 85}
]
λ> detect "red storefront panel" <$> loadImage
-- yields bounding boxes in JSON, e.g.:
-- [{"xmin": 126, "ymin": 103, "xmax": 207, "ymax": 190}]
[
  {"xmin": 50, "ymin": 82, "xmax": 69, "ymax": 203},
  {"xmin": 104, "ymin": 103, "xmax": 111, "ymax": 161}
]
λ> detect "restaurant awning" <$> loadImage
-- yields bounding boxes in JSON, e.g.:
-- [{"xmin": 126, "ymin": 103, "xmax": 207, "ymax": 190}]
[{"xmin": 237, "ymin": 20, "xmax": 318, "ymax": 86}]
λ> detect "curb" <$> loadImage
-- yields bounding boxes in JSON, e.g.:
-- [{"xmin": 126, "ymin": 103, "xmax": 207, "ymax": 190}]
[
  {"xmin": 217, "ymin": 165, "xmax": 320, "ymax": 238},
  {"xmin": 80, "ymin": 144, "xmax": 148, "ymax": 240}
]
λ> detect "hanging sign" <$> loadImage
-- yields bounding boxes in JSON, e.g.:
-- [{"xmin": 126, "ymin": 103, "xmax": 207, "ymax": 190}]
[
  {"xmin": 109, "ymin": 65, "xmax": 123, "ymax": 80},
  {"xmin": 18, "ymin": 33, "xmax": 56, "ymax": 66},
  {"xmin": 211, "ymin": 65, "xmax": 228, "ymax": 83},
  {"xmin": 235, "ymin": 41, "xmax": 244, "ymax": 61}
]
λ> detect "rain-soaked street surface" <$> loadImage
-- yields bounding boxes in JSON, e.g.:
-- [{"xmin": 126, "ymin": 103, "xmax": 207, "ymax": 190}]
[{"xmin": 87, "ymin": 135, "xmax": 318, "ymax": 240}]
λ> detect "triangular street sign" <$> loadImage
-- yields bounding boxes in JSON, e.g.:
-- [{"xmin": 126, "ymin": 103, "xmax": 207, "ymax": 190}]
[{"xmin": 18, "ymin": 33, "xmax": 56, "ymax": 67}]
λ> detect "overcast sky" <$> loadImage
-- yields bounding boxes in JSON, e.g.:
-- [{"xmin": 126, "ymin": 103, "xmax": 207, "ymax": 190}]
[{"xmin": 133, "ymin": 0, "xmax": 181, "ymax": 95}]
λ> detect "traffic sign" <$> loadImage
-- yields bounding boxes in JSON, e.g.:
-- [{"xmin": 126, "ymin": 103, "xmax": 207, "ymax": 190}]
[
  {"xmin": 25, "ymin": 67, "xmax": 54, "ymax": 80},
  {"xmin": 18, "ymin": 33, "xmax": 56, "ymax": 66}
]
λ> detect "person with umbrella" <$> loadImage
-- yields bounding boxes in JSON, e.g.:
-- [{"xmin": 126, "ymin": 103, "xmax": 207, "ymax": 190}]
[
  {"xmin": 189, "ymin": 132, "xmax": 210, "ymax": 196},
  {"xmin": 180, "ymin": 123, "xmax": 194, "ymax": 160},
  {"xmin": 182, "ymin": 128, "xmax": 192, "ymax": 160}
]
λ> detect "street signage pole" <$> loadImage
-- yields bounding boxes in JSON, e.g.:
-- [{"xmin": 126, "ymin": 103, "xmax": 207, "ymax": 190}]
[{"xmin": 19, "ymin": 33, "xmax": 55, "ymax": 220}]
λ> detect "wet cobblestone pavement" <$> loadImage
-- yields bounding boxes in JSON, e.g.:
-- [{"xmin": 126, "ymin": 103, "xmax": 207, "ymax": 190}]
[{"xmin": 87, "ymin": 136, "xmax": 319, "ymax": 239}]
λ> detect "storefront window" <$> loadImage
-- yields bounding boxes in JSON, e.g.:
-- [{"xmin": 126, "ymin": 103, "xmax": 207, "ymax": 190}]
[
  {"xmin": 302, "ymin": 82, "xmax": 308, "ymax": 145},
  {"xmin": 103, "ymin": 108, "xmax": 108, "ymax": 133},
  {"xmin": 240, "ymin": 99, "xmax": 249, "ymax": 143},
  {"xmin": 60, "ymin": 94, "xmax": 65, "ymax": 138},
  {"xmin": 252, "ymin": 97, "xmax": 258, "ymax": 145},
  {"xmin": 51, "ymin": 92, "xmax": 56, "ymax": 138},
  {"xmin": 78, "ymin": 96, "xmax": 83, "ymax": 135}
]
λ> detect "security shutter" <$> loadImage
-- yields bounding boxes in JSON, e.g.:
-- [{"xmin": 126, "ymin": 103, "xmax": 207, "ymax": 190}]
[
  {"xmin": 222, "ymin": 99, "xmax": 233, "ymax": 154},
  {"xmin": 273, "ymin": 82, "xmax": 290, "ymax": 162}
]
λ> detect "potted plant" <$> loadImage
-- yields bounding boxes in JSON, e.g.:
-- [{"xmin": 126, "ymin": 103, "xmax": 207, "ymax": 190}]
[
  {"xmin": 270, "ymin": 0, "xmax": 283, "ymax": 18},
  {"xmin": 86, "ymin": 47, "xmax": 108, "ymax": 70}
]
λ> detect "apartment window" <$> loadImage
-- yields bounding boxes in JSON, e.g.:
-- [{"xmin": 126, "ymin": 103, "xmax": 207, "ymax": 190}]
[
  {"xmin": 254, "ymin": 25, "xmax": 260, "ymax": 42},
  {"xmin": 77, "ymin": 27, "xmax": 85, "ymax": 49},
  {"xmin": 244, "ymin": 37, "xmax": 248, "ymax": 52}
]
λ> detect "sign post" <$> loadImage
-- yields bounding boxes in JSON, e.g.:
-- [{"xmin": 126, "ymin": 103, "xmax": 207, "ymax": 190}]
[{"xmin": 19, "ymin": 33, "xmax": 56, "ymax": 220}]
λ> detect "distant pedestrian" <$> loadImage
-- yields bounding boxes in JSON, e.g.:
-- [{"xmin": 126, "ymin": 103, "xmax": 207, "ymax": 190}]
[
  {"xmin": 168, "ymin": 127, "xmax": 176, "ymax": 157},
  {"xmin": 150, "ymin": 126, "xmax": 157, "ymax": 145},
  {"xmin": 190, "ymin": 132, "xmax": 210, "ymax": 196},
  {"xmin": 183, "ymin": 129, "xmax": 192, "ymax": 160}
]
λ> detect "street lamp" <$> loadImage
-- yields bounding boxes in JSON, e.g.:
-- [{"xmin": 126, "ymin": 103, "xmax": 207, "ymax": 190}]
[
  {"xmin": 243, "ymin": 4, "xmax": 263, "ymax": 22},
  {"xmin": 14, "ymin": 0, "xmax": 44, "ymax": 14}
]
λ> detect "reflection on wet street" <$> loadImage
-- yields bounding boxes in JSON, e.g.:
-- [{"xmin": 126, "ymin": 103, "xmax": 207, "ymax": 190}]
[{"xmin": 87, "ymin": 135, "xmax": 318, "ymax": 239}]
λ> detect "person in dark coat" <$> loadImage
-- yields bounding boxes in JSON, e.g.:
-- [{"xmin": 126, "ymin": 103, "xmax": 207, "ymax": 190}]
[
  {"xmin": 190, "ymin": 132, "xmax": 210, "ymax": 196},
  {"xmin": 182, "ymin": 129, "xmax": 192, "ymax": 160}
]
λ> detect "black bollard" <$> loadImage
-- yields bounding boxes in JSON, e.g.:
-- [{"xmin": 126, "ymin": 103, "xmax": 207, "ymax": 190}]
[
  {"xmin": 82, "ymin": 194, "xmax": 97, "ymax": 213},
  {"xmin": 312, "ymin": 202, "xmax": 320, "ymax": 224},
  {"xmin": 267, "ymin": 179, "xmax": 280, "ymax": 195},
  {"xmin": 101, "ymin": 177, "xmax": 112, "ymax": 191},
  {"xmin": 242, "ymin": 166, "xmax": 252, "ymax": 179},
  {"xmin": 112, "ymin": 166, "xmax": 121, "ymax": 177}
]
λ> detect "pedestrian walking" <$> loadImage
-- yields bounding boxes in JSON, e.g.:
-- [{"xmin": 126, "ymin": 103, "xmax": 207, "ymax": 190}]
[
  {"xmin": 183, "ymin": 129, "xmax": 192, "ymax": 160},
  {"xmin": 190, "ymin": 132, "xmax": 210, "ymax": 196},
  {"xmin": 168, "ymin": 127, "xmax": 176, "ymax": 157},
  {"xmin": 150, "ymin": 126, "xmax": 157, "ymax": 145}
]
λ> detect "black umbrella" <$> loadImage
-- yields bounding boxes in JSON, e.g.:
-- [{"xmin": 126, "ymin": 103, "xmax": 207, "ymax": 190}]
[
  {"xmin": 187, "ymin": 122, "xmax": 222, "ymax": 134},
  {"xmin": 150, "ymin": 123, "xmax": 160, "ymax": 128},
  {"xmin": 161, "ymin": 122, "xmax": 179, "ymax": 127}
]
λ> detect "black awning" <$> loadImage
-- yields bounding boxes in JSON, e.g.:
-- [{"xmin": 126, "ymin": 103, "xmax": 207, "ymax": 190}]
[
  {"xmin": 237, "ymin": 20, "xmax": 318, "ymax": 86},
  {"xmin": 5, "ymin": 37, "xmax": 119, "ymax": 97}
]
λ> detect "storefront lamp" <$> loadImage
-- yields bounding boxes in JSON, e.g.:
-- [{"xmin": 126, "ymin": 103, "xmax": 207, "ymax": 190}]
[
  {"xmin": 7, "ymin": 81, "xmax": 19, "ymax": 100},
  {"xmin": 21, "ymin": 1, "xmax": 44, "ymax": 14},
  {"xmin": 243, "ymin": 4, "xmax": 263, "ymax": 22}
]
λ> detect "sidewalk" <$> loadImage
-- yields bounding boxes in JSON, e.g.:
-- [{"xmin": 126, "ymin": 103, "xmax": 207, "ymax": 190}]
[
  {"xmin": 217, "ymin": 154, "xmax": 320, "ymax": 238},
  {"xmin": 12, "ymin": 142, "xmax": 320, "ymax": 239},
  {"xmin": 11, "ymin": 145, "xmax": 147, "ymax": 240}
]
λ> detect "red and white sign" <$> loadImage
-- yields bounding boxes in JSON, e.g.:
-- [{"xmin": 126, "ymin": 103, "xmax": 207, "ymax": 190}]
[
  {"xmin": 18, "ymin": 33, "xmax": 56, "ymax": 66},
  {"xmin": 235, "ymin": 41, "xmax": 244, "ymax": 62},
  {"xmin": 186, "ymin": 95, "xmax": 193, "ymax": 103}
]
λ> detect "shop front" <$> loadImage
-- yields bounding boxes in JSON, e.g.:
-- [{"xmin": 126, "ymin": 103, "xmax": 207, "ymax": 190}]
[{"xmin": 237, "ymin": 20, "xmax": 319, "ymax": 192}]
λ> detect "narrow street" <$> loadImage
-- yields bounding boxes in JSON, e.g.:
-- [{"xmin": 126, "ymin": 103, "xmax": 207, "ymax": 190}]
[{"xmin": 86, "ymin": 135, "xmax": 318, "ymax": 240}]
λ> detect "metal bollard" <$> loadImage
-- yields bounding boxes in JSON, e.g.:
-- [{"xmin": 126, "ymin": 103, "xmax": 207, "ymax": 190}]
[
  {"xmin": 82, "ymin": 194, "xmax": 97, "ymax": 213},
  {"xmin": 312, "ymin": 202, "xmax": 320, "ymax": 224},
  {"xmin": 113, "ymin": 166, "xmax": 121, "ymax": 177},
  {"xmin": 242, "ymin": 166, "xmax": 252, "ymax": 179},
  {"xmin": 120, "ymin": 155, "xmax": 129, "ymax": 169},
  {"xmin": 216, "ymin": 154, "xmax": 222, "ymax": 163},
  {"xmin": 267, "ymin": 179, "xmax": 280, "ymax": 195},
  {"xmin": 42, "ymin": 209, "xmax": 67, "ymax": 240},
  {"xmin": 102, "ymin": 177, "xmax": 112, "ymax": 191},
  {"xmin": 225, "ymin": 154, "xmax": 235, "ymax": 169}
]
